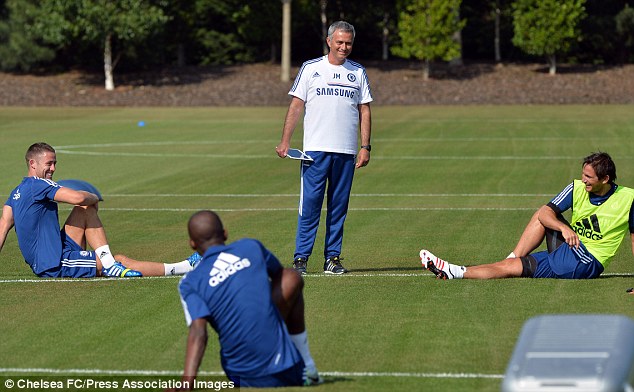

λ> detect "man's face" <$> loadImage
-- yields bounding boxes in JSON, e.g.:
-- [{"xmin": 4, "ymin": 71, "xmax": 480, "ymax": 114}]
[
  {"xmin": 581, "ymin": 163, "xmax": 608, "ymax": 194},
  {"xmin": 327, "ymin": 29, "xmax": 354, "ymax": 64},
  {"xmin": 30, "ymin": 151, "xmax": 57, "ymax": 180}
]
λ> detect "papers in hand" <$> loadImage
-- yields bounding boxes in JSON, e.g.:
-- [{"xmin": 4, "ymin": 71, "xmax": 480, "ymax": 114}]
[{"xmin": 286, "ymin": 148, "xmax": 313, "ymax": 161}]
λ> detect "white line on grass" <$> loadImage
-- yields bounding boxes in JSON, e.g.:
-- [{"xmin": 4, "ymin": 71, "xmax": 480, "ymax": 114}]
[
  {"xmin": 73, "ymin": 207, "xmax": 538, "ymax": 212},
  {"xmin": 0, "ymin": 367, "xmax": 504, "ymax": 379},
  {"xmin": 0, "ymin": 276, "xmax": 181, "ymax": 283},
  {"xmin": 55, "ymin": 149, "xmax": 589, "ymax": 160},
  {"xmin": 100, "ymin": 193, "xmax": 552, "ymax": 198},
  {"xmin": 53, "ymin": 141, "xmax": 633, "ymax": 161},
  {"xmin": 55, "ymin": 150, "xmax": 273, "ymax": 159},
  {"xmin": 1, "ymin": 272, "xmax": 632, "ymax": 284},
  {"xmin": 0, "ymin": 273, "xmax": 430, "ymax": 284},
  {"xmin": 53, "ymin": 135, "xmax": 623, "ymax": 150},
  {"xmin": 55, "ymin": 141, "xmax": 268, "ymax": 149}
]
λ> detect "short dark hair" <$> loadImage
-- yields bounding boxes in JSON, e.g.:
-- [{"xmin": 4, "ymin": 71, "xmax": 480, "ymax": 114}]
[
  {"xmin": 583, "ymin": 152, "xmax": 616, "ymax": 183},
  {"xmin": 188, "ymin": 210, "xmax": 225, "ymax": 245},
  {"xmin": 25, "ymin": 142, "xmax": 55, "ymax": 164}
]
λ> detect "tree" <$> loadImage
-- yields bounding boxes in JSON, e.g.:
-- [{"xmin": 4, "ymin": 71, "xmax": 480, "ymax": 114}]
[
  {"xmin": 615, "ymin": 4, "xmax": 634, "ymax": 63},
  {"xmin": 391, "ymin": 0, "xmax": 466, "ymax": 80},
  {"xmin": 511, "ymin": 0, "xmax": 586, "ymax": 75},
  {"xmin": 0, "ymin": 0, "xmax": 55, "ymax": 71},
  {"xmin": 34, "ymin": 0, "xmax": 169, "ymax": 90}
]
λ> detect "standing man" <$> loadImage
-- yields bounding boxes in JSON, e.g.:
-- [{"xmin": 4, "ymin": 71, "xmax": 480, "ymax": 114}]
[
  {"xmin": 421, "ymin": 152, "xmax": 634, "ymax": 280},
  {"xmin": 276, "ymin": 20, "xmax": 373, "ymax": 275},
  {"xmin": 0, "ymin": 142, "xmax": 198, "ymax": 278},
  {"xmin": 175, "ymin": 210, "xmax": 321, "ymax": 388}
]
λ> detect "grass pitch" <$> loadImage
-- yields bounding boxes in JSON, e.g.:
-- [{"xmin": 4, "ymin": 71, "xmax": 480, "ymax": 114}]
[{"xmin": 1, "ymin": 105, "xmax": 634, "ymax": 391}]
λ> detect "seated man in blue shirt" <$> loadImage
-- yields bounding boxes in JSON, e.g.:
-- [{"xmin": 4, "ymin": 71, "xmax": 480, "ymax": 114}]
[
  {"xmin": 175, "ymin": 210, "xmax": 322, "ymax": 388},
  {"xmin": 0, "ymin": 142, "xmax": 197, "ymax": 278},
  {"xmin": 421, "ymin": 152, "xmax": 634, "ymax": 280}
]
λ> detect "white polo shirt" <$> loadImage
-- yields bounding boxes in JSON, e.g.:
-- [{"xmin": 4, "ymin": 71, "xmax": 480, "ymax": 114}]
[{"xmin": 289, "ymin": 56, "xmax": 373, "ymax": 155}]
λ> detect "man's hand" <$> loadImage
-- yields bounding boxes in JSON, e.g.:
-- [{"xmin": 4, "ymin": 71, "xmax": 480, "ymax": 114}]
[
  {"xmin": 355, "ymin": 148, "xmax": 370, "ymax": 168},
  {"xmin": 276, "ymin": 142, "xmax": 290, "ymax": 158},
  {"xmin": 561, "ymin": 226, "xmax": 580, "ymax": 249}
]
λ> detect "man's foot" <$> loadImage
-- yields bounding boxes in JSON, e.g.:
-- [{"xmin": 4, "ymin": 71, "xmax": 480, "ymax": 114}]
[
  {"xmin": 324, "ymin": 256, "xmax": 347, "ymax": 274},
  {"xmin": 420, "ymin": 249, "xmax": 456, "ymax": 280},
  {"xmin": 187, "ymin": 252, "xmax": 203, "ymax": 268},
  {"xmin": 102, "ymin": 262, "xmax": 142, "ymax": 278},
  {"xmin": 293, "ymin": 257, "xmax": 308, "ymax": 275},
  {"xmin": 304, "ymin": 367, "xmax": 324, "ymax": 386}
]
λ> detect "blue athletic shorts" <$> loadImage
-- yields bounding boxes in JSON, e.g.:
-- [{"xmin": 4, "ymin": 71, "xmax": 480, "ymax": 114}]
[
  {"xmin": 529, "ymin": 241, "xmax": 604, "ymax": 279},
  {"xmin": 227, "ymin": 360, "xmax": 304, "ymax": 388},
  {"xmin": 38, "ymin": 230, "xmax": 97, "ymax": 278}
]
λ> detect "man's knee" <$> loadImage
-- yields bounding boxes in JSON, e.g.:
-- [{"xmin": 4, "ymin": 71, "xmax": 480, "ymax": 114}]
[{"xmin": 282, "ymin": 268, "xmax": 304, "ymax": 293}]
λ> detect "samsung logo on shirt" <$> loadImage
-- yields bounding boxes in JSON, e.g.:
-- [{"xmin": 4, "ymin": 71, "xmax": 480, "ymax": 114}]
[{"xmin": 316, "ymin": 87, "xmax": 356, "ymax": 98}]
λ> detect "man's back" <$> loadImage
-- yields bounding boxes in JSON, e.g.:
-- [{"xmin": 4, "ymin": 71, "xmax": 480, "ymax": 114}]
[{"xmin": 178, "ymin": 238, "xmax": 302, "ymax": 378}]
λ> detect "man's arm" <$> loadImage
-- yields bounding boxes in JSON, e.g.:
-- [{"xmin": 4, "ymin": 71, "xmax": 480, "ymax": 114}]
[
  {"xmin": 178, "ymin": 318, "xmax": 208, "ymax": 391},
  {"xmin": 0, "ymin": 205, "xmax": 15, "ymax": 254},
  {"xmin": 276, "ymin": 97, "xmax": 304, "ymax": 158},
  {"xmin": 54, "ymin": 187, "xmax": 99, "ymax": 206},
  {"xmin": 356, "ymin": 103, "xmax": 371, "ymax": 169},
  {"xmin": 538, "ymin": 204, "xmax": 580, "ymax": 249}
]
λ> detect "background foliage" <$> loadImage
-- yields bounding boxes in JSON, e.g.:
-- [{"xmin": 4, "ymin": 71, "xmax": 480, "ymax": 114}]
[{"xmin": 0, "ymin": 0, "xmax": 633, "ymax": 74}]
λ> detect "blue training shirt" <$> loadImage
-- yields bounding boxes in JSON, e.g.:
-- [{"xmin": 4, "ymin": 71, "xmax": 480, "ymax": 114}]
[
  {"xmin": 5, "ymin": 177, "xmax": 62, "ymax": 275},
  {"xmin": 178, "ymin": 238, "xmax": 302, "ymax": 379}
]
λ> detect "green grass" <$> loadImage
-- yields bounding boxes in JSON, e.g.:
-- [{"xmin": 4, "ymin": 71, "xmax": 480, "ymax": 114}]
[{"xmin": 1, "ymin": 105, "xmax": 634, "ymax": 391}]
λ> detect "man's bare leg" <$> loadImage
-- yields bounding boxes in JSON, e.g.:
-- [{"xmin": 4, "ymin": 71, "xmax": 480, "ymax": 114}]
[
  {"xmin": 64, "ymin": 205, "xmax": 193, "ymax": 277},
  {"xmin": 463, "ymin": 258, "xmax": 524, "ymax": 279},
  {"xmin": 510, "ymin": 209, "xmax": 547, "ymax": 258},
  {"xmin": 422, "ymin": 249, "xmax": 524, "ymax": 280}
]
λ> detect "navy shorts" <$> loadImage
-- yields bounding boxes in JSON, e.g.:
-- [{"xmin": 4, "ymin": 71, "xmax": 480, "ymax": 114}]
[
  {"xmin": 227, "ymin": 360, "xmax": 304, "ymax": 388},
  {"xmin": 528, "ymin": 241, "xmax": 604, "ymax": 279},
  {"xmin": 38, "ymin": 230, "xmax": 97, "ymax": 278}
]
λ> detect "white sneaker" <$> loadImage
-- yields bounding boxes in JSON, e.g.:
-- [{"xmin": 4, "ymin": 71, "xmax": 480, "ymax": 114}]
[
  {"xmin": 420, "ymin": 249, "xmax": 464, "ymax": 279},
  {"xmin": 102, "ymin": 261, "xmax": 142, "ymax": 278}
]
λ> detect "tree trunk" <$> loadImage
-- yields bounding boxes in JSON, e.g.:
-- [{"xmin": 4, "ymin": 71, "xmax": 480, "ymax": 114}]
[
  {"xmin": 177, "ymin": 43, "xmax": 186, "ymax": 67},
  {"xmin": 321, "ymin": 0, "xmax": 328, "ymax": 55},
  {"xmin": 423, "ymin": 59, "xmax": 430, "ymax": 81},
  {"xmin": 450, "ymin": 29, "xmax": 463, "ymax": 66},
  {"xmin": 270, "ymin": 41, "xmax": 277, "ymax": 63},
  {"xmin": 104, "ymin": 33, "xmax": 114, "ymax": 91},
  {"xmin": 281, "ymin": 0, "xmax": 291, "ymax": 82},
  {"xmin": 548, "ymin": 54, "xmax": 557, "ymax": 75},
  {"xmin": 494, "ymin": 4, "xmax": 501, "ymax": 63},
  {"xmin": 449, "ymin": 7, "xmax": 463, "ymax": 66},
  {"xmin": 381, "ymin": 11, "xmax": 389, "ymax": 61}
]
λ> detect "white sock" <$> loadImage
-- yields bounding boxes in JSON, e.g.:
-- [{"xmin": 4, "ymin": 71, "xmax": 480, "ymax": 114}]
[
  {"xmin": 290, "ymin": 331, "xmax": 316, "ymax": 370},
  {"xmin": 448, "ymin": 264, "xmax": 466, "ymax": 279},
  {"xmin": 507, "ymin": 251, "xmax": 516, "ymax": 259},
  {"xmin": 95, "ymin": 245, "xmax": 116, "ymax": 269},
  {"xmin": 164, "ymin": 260, "xmax": 193, "ymax": 276}
]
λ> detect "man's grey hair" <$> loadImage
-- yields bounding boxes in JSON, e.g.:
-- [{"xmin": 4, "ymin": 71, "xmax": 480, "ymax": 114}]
[{"xmin": 328, "ymin": 21, "xmax": 355, "ymax": 41}]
